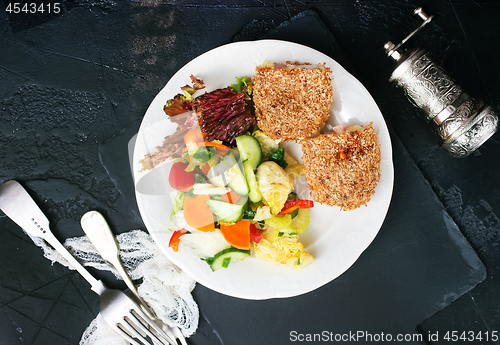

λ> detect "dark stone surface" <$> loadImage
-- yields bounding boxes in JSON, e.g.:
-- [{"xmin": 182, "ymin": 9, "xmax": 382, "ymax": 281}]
[{"xmin": 1, "ymin": 1, "xmax": 499, "ymax": 344}]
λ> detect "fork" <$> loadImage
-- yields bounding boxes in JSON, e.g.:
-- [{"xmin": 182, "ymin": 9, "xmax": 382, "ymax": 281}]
[
  {"xmin": 80, "ymin": 210, "xmax": 188, "ymax": 345},
  {"xmin": 0, "ymin": 180, "xmax": 173, "ymax": 345}
]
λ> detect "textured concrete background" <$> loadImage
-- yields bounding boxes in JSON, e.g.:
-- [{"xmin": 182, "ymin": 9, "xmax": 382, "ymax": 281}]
[{"xmin": 1, "ymin": 1, "xmax": 499, "ymax": 344}]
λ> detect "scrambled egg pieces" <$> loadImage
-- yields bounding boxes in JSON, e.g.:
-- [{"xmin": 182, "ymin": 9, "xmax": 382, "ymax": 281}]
[
  {"xmin": 254, "ymin": 209, "xmax": 314, "ymax": 269},
  {"xmin": 256, "ymin": 161, "xmax": 293, "ymax": 215},
  {"xmin": 254, "ymin": 227, "xmax": 314, "ymax": 269}
]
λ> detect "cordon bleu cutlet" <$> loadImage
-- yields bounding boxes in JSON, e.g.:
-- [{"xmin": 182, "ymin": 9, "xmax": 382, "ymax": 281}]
[
  {"xmin": 253, "ymin": 61, "xmax": 333, "ymax": 142},
  {"xmin": 300, "ymin": 123, "xmax": 381, "ymax": 211}
]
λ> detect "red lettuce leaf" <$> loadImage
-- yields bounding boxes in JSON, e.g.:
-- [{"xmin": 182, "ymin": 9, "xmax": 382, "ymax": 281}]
[
  {"xmin": 195, "ymin": 88, "xmax": 255, "ymax": 146},
  {"xmin": 163, "ymin": 75, "xmax": 205, "ymax": 116}
]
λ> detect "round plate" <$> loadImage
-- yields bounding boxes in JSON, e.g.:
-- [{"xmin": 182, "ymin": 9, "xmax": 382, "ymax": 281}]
[{"xmin": 132, "ymin": 40, "xmax": 394, "ymax": 300}]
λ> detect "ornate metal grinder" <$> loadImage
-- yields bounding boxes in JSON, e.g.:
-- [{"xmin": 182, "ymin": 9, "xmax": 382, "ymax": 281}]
[{"xmin": 385, "ymin": 7, "xmax": 498, "ymax": 157}]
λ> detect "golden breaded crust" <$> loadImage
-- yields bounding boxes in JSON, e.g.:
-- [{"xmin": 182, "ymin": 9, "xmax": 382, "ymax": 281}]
[
  {"xmin": 253, "ymin": 65, "xmax": 332, "ymax": 141},
  {"xmin": 301, "ymin": 123, "xmax": 381, "ymax": 210}
]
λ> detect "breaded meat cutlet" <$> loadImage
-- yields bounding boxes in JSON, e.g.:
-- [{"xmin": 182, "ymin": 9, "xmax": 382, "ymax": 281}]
[
  {"xmin": 301, "ymin": 123, "xmax": 381, "ymax": 211},
  {"xmin": 253, "ymin": 62, "xmax": 333, "ymax": 142}
]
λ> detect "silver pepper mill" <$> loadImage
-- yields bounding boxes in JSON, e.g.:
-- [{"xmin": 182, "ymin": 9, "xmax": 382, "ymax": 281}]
[{"xmin": 385, "ymin": 7, "xmax": 498, "ymax": 157}]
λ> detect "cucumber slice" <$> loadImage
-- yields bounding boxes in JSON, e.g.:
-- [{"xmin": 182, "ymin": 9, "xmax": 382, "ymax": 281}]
[
  {"xmin": 222, "ymin": 153, "xmax": 249, "ymax": 196},
  {"xmin": 292, "ymin": 208, "xmax": 311, "ymax": 234},
  {"xmin": 235, "ymin": 134, "xmax": 262, "ymax": 170},
  {"xmin": 205, "ymin": 247, "xmax": 251, "ymax": 271},
  {"xmin": 207, "ymin": 199, "xmax": 246, "ymax": 223},
  {"xmin": 243, "ymin": 160, "xmax": 263, "ymax": 203}
]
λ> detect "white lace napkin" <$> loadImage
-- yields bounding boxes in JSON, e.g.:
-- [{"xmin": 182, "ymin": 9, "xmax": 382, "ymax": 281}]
[{"xmin": 27, "ymin": 229, "xmax": 198, "ymax": 344}]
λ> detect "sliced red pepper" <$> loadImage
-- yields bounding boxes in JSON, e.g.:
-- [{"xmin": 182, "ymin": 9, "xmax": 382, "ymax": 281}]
[
  {"xmin": 169, "ymin": 229, "xmax": 188, "ymax": 252},
  {"xmin": 249, "ymin": 223, "xmax": 263, "ymax": 244},
  {"xmin": 279, "ymin": 205, "xmax": 300, "ymax": 215},
  {"xmin": 279, "ymin": 199, "xmax": 314, "ymax": 215}
]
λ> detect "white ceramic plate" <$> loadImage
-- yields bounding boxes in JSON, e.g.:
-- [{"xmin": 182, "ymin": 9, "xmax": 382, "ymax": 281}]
[{"xmin": 133, "ymin": 40, "xmax": 394, "ymax": 300}]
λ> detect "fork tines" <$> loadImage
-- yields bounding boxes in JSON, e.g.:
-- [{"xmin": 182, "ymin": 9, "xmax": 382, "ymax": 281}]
[{"xmin": 114, "ymin": 305, "xmax": 175, "ymax": 345}]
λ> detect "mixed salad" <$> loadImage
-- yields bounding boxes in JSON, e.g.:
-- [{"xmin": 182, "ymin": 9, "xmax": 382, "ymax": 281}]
[{"xmin": 140, "ymin": 76, "xmax": 315, "ymax": 271}]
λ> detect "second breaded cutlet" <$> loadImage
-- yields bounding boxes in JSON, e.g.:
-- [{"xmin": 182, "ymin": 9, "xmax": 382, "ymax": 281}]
[
  {"xmin": 253, "ymin": 62, "xmax": 333, "ymax": 142},
  {"xmin": 300, "ymin": 123, "xmax": 381, "ymax": 211}
]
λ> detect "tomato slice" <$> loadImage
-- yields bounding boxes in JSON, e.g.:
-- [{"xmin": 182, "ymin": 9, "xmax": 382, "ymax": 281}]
[
  {"xmin": 249, "ymin": 223, "xmax": 263, "ymax": 244},
  {"xmin": 169, "ymin": 162, "xmax": 196, "ymax": 191}
]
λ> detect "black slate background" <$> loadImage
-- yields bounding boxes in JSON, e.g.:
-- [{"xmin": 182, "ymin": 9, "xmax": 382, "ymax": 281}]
[{"xmin": 1, "ymin": 1, "xmax": 500, "ymax": 344}]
